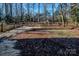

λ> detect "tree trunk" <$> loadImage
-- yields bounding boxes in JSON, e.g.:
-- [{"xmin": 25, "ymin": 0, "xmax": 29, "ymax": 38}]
[
  {"xmin": 33, "ymin": 3, "xmax": 34, "ymax": 23},
  {"xmin": 52, "ymin": 3, "xmax": 55, "ymax": 24},
  {"xmin": 44, "ymin": 3, "xmax": 48, "ymax": 24},
  {"xmin": 60, "ymin": 3, "xmax": 64, "ymax": 26},
  {"xmin": 38, "ymin": 3, "xmax": 40, "ymax": 23}
]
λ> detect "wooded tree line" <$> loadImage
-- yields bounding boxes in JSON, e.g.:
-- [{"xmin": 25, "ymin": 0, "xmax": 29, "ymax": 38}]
[{"xmin": 0, "ymin": 3, "xmax": 79, "ymax": 26}]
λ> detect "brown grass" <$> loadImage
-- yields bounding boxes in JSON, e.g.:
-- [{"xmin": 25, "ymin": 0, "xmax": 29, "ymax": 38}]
[
  {"xmin": 11, "ymin": 29, "xmax": 79, "ymax": 39},
  {"xmin": 1, "ymin": 22, "xmax": 79, "ymax": 39}
]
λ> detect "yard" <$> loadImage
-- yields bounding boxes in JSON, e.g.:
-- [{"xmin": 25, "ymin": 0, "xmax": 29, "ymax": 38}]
[{"xmin": 10, "ymin": 22, "xmax": 79, "ymax": 39}]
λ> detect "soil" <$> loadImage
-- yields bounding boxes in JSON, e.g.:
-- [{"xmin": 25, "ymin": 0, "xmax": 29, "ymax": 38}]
[
  {"xmin": 9, "ymin": 23, "xmax": 79, "ymax": 39},
  {"xmin": 11, "ymin": 29, "xmax": 79, "ymax": 39}
]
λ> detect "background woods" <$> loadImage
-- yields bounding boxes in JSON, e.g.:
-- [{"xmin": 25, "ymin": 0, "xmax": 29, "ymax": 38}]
[{"xmin": 0, "ymin": 3, "xmax": 79, "ymax": 32}]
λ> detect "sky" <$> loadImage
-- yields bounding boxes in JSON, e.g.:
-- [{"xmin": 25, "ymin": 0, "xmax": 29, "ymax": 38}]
[
  {"xmin": 0, "ymin": 3, "xmax": 59, "ymax": 16},
  {"xmin": 22, "ymin": 3, "xmax": 59, "ymax": 15}
]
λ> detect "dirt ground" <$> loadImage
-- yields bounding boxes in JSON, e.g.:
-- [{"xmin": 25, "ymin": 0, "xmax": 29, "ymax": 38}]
[
  {"xmin": 11, "ymin": 28, "xmax": 79, "ymax": 39},
  {"xmin": 1, "ymin": 22, "xmax": 79, "ymax": 39}
]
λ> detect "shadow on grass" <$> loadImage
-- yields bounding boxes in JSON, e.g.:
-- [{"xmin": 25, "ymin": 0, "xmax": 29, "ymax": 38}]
[{"xmin": 14, "ymin": 38, "xmax": 79, "ymax": 56}]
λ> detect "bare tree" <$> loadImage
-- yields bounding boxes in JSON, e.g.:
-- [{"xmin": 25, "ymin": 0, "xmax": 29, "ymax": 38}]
[
  {"xmin": 43, "ymin": 3, "xmax": 48, "ymax": 24},
  {"xmin": 59, "ymin": 3, "xmax": 64, "ymax": 26},
  {"xmin": 38, "ymin": 3, "xmax": 40, "ymax": 23},
  {"xmin": 10, "ymin": 3, "xmax": 12, "ymax": 18},
  {"xmin": 32, "ymin": 3, "xmax": 34, "ymax": 23},
  {"xmin": 27, "ymin": 3, "xmax": 30, "ymax": 22},
  {"xmin": 0, "ymin": 4, "xmax": 4, "ymax": 32},
  {"xmin": 52, "ymin": 3, "xmax": 55, "ymax": 23},
  {"xmin": 20, "ymin": 3, "xmax": 23, "ymax": 21}
]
